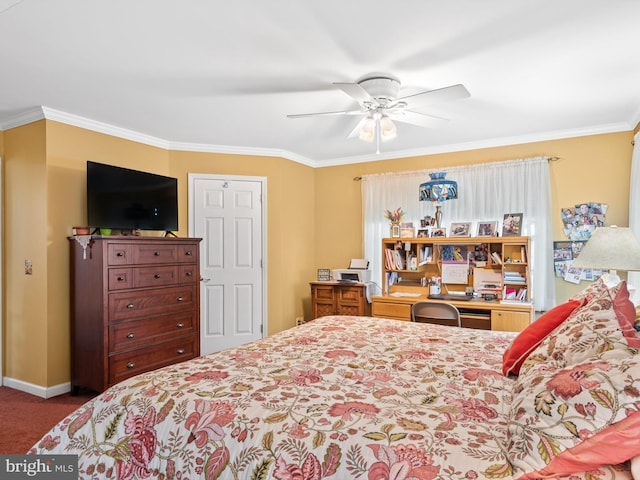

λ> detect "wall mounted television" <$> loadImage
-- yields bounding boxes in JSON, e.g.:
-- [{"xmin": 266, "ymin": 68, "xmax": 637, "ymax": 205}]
[{"xmin": 87, "ymin": 161, "xmax": 178, "ymax": 233}]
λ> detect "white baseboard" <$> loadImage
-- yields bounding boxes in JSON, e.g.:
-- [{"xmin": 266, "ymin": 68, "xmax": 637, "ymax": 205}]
[{"xmin": 2, "ymin": 377, "xmax": 71, "ymax": 399}]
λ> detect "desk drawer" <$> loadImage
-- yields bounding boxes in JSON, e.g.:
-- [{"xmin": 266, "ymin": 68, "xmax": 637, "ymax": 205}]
[
  {"xmin": 372, "ymin": 301, "xmax": 411, "ymax": 321},
  {"xmin": 109, "ymin": 285, "xmax": 197, "ymax": 321},
  {"xmin": 109, "ymin": 336, "xmax": 196, "ymax": 385},
  {"xmin": 109, "ymin": 311, "xmax": 196, "ymax": 352}
]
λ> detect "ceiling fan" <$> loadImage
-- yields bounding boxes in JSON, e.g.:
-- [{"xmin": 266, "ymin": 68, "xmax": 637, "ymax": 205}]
[{"xmin": 287, "ymin": 74, "xmax": 470, "ymax": 154}]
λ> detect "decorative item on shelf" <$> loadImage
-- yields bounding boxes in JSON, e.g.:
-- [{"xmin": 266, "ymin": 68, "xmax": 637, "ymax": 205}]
[
  {"xmin": 570, "ymin": 226, "xmax": 640, "ymax": 287},
  {"xmin": 317, "ymin": 268, "xmax": 331, "ymax": 281},
  {"xmin": 419, "ymin": 172, "xmax": 458, "ymax": 228},
  {"xmin": 502, "ymin": 213, "xmax": 523, "ymax": 236},
  {"xmin": 73, "ymin": 226, "xmax": 91, "ymax": 235},
  {"xmin": 384, "ymin": 207, "xmax": 405, "ymax": 238}
]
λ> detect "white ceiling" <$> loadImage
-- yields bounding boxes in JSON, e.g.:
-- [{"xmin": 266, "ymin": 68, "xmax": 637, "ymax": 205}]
[{"xmin": 1, "ymin": 1, "xmax": 639, "ymax": 167}]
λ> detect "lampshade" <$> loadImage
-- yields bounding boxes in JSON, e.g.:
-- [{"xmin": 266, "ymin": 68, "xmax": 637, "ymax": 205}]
[
  {"xmin": 571, "ymin": 226, "xmax": 640, "ymax": 272},
  {"xmin": 419, "ymin": 172, "xmax": 458, "ymax": 203},
  {"xmin": 378, "ymin": 115, "xmax": 397, "ymax": 141},
  {"xmin": 359, "ymin": 117, "xmax": 376, "ymax": 142},
  {"xmin": 418, "ymin": 172, "xmax": 458, "ymax": 228},
  {"xmin": 359, "ymin": 113, "xmax": 397, "ymax": 143}
]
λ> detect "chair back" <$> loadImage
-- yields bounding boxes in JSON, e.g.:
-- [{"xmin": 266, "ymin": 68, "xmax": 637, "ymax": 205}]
[{"xmin": 411, "ymin": 301, "xmax": 461, "ymax": 327}]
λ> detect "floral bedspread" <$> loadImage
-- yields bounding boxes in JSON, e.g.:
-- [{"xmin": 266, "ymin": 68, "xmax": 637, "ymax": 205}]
[{"xmin": 31, "ymin": 316, "xmax": 632, "ymax": 479}]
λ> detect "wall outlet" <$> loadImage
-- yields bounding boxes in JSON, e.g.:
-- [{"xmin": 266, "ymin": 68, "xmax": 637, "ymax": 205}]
[{"xmin": 295, "ymin": 316, "xmax": 305, "ymax": 326}]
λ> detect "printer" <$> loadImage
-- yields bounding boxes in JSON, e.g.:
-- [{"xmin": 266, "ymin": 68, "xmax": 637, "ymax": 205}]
[{"xmin": 332, "ymin": 259, "xmax": 371, "ymax": 283}]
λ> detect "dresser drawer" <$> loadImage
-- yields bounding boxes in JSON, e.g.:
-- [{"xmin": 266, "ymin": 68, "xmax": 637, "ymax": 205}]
[
  {"xmin": 110, "ymin": 311, "xmax": 196, "ymax": 352},
  {"xmin": 133, "ymin": 244, "xmax": 178, "ymax": 264},
  {"xmin": 178, "ymin": 244, "xmax": 198, "ymax": 263},
  {"xmin": 109, "ymin": 268, "xmax": 134, "ymax": 290},
  {"xmin": 179, "ymin": 265, "xmax": 198, "ymax": 283},
  {"xmin": 108, "ymin": 244, "xmax": 133, "ymax": 265},
  {"xmin": 109, "ymin": 336, "xmax": 196, "ymax": 385},
  {"xmin": 134, "ymin": 265, "xmax": 178, "ymax": 288},
  {"xmin": 109, "ymin": 285, "xmax": 197, "ymax": 321}
]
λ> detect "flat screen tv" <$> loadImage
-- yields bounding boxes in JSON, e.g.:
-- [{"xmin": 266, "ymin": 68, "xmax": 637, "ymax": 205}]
[{"xmin": 87, "ymin": 161, "xmax": 178, "ymax": 232}]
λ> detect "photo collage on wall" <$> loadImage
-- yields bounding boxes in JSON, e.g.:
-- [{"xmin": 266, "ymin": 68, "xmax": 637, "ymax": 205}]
[
  {"xmin": 561, "ymin": 202, "xmax": 607, "ymax": 241},
  {"xmin": 555, "ymin": 201, "xmax": 608, "ymax": 283}
]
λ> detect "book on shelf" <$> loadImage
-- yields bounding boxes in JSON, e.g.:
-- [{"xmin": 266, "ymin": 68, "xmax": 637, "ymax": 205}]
[
  {"xmin": 419, "ymin": 246, "xmax": 432, "ymax": 265},
  {"xmin": 491, "ymin": 251, "xmax": 502, "ymax": 264},
  {"xmin": 395, "ymin": 250, "xmax": 405, "ymax": 270}
]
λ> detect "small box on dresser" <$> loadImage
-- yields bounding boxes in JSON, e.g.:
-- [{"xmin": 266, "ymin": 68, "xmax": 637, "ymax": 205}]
[{"xmin": 69, "ymin": 235, "xmax": 202, "ymax": 393}]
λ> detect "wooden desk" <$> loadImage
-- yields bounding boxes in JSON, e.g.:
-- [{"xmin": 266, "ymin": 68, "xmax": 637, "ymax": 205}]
[{"xmin": 372, "ymin": 294, "xmax": 532, "ymax": 332}]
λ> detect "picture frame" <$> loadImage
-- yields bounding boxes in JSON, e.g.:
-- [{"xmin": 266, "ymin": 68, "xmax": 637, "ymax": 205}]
[
  {"xmin": 450, "ymin": 222, "xmax": 472, "ymax": 237},
  {"xmin": 317, "ymin": 268, "xmax": 331, "ymax": 281},
  {"xmin": 430, "ymin": 227, "xmax": 447, "ymax": 238},
  {"xmin": 417, "ymin": 228, "xmax": 430, "ymax": 238},
  {"xmin": 476, "ymin": 221, "xmax": 498, "ymax": 237},
  {"xmin": 502, "ymin": 213, "xmax": 523, "ymax": 236}
]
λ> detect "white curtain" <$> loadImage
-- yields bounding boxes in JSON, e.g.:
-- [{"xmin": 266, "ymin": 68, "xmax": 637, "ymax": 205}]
[
  {"xmin": 628, "ymin": 131, "xmax": 640, "ymax": 304},
  {"xmin": 362, "ymin": 157, "xmax": 554, "ymax": 311}
]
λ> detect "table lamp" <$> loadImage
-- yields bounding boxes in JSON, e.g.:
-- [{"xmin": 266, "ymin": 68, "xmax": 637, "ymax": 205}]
[
  {"xmin": 419, "ymin": 172, "xmax": 458, "ymax": 228},
  {"xmin": 570, "ymin": 226, "xmax": 640, "ymax": 287}
]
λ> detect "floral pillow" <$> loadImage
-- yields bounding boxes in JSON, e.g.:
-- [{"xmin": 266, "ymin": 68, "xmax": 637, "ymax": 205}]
[
  {"xmin": 507, "ymin": 347, "xmax": 640, "ymax": 478},
  {"xmin": 569, "ymin": 276, "xmax": 609, "ymax": 304},
  {"xmin": 501, "ymin": 299, "xmax": 583, "ymax": 377},
  {"xmin": 519, "ymin": 281, "xmax": 640, "ymax": 376}
]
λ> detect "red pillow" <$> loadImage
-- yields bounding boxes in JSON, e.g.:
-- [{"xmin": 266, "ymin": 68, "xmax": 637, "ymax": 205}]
[{"xmin": 502, "ymin": 299, "xmax": 583, "ymax": 376}]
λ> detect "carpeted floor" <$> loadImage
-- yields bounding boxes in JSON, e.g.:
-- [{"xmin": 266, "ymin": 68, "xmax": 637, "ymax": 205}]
[{"xmin": 0, "ymin": 386, "xmax": 95, "ymax": 453}]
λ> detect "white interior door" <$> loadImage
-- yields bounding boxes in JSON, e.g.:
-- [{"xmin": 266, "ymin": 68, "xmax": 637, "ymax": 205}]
[{"xmin": 189, "ymin": 174, "xmax": 266, "ymax": 354}]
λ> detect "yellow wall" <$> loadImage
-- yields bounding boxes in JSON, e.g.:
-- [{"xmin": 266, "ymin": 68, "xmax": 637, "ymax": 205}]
[
  {"xmin": 0, "ymin": 119, "xmax": 634, "ymax": 390},
  {"xmin": 4, "ymin": 121, "xmax": 48, "ymax": 386}
]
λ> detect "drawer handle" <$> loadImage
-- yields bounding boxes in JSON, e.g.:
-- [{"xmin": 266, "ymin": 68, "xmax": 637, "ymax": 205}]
[
  {"xmin": 117, "ymin": 276, "xmax": 125, "ymax": 281},
  {"xmin": 127, "ymin": 303, "xmax": 135, "ymax": 309},
  {"xmin": 126, "ymin": 332, "xmax": 135, "ymax": 338},
  {"xmin": 185, "ymin": 251, "xmax": 193, "ymax": 256},
  {"xmin": 177, "ymin": 349, "xmax": 185, "ymax": 355},
  {"xmin": 177, "ymin": 296, "xmax": 184, "ymax": 302},
  {"xmin": 185, "ymin": 271, "xmax": 192, "ymax": 277},
  {"xmin": 154, "ymin": 251, "xmax": 161, "ymax": 256},
  {"xmin": 127, "ymin": 362, "xmax": 136, "ymax": 369},
  {"xmin": 116, "ymin": 252, "xmax": 124, "ymax": 257},
  {"xmin": 176, "ymin": 323, "xmax": 184, "ymax": 328},
  {"xmin": 154, "ymin": 274, "xmax": 161, "ymax": 279}
]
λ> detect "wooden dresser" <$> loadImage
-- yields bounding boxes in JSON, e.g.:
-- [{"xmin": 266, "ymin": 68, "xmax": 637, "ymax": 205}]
[
  {"xmin": 310, "ymin": 281, "xmax": 371, "ymax": 319},
  {"xmin": 69, "ymin": 236, "xmax": 201, "ymax": 393}
]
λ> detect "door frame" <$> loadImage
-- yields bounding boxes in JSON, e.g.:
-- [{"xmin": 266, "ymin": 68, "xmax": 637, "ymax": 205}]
[{"xmin": 187, "ymin": 173, "xmax": 268, "ymax": 347}]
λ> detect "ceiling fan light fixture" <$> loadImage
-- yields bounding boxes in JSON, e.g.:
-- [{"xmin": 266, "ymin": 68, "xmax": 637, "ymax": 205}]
[
  {"xmin": 359, "ymin": 117, "xmax": 376, "ymax": 142},
  {"xmin": 379, "ymin": 115, "xmax": 397, "ymax": 141}
]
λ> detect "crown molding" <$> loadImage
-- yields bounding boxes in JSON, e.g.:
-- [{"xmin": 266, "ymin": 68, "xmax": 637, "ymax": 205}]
[
  {"xmin": 167, "ymin": 141, "xmax": 316, "ymax": 167},
  {"xmin": 0, "ymin": 106, "xmax": 632, "ymax": 168}
]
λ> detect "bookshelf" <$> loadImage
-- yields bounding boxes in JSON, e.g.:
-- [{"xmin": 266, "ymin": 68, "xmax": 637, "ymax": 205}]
[{"xmin": 374, "ymin": 236, "xmax": 532, "ymax": 331}]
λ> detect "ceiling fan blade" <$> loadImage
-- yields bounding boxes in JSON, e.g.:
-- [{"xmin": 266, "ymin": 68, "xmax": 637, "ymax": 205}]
[
  {"xmin": 333, "ymin": 82, "xmax": 374, "ymax": 105},
  {"xmin": 287, "ymin": 109, "xmax": 363, "ymax": 118},
  {"xmin": 394, "ymin": 84, "xmax": 470, "ymax": 108},
  {"xmin": 390, "ymin": 110, "xmax": 449, "ymax": 129}
]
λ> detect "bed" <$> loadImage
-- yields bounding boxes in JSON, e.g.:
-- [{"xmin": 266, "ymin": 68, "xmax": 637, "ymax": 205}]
[{"xmin": 31, "ymin": 279, "xmax": 640, "ymax": 479}]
